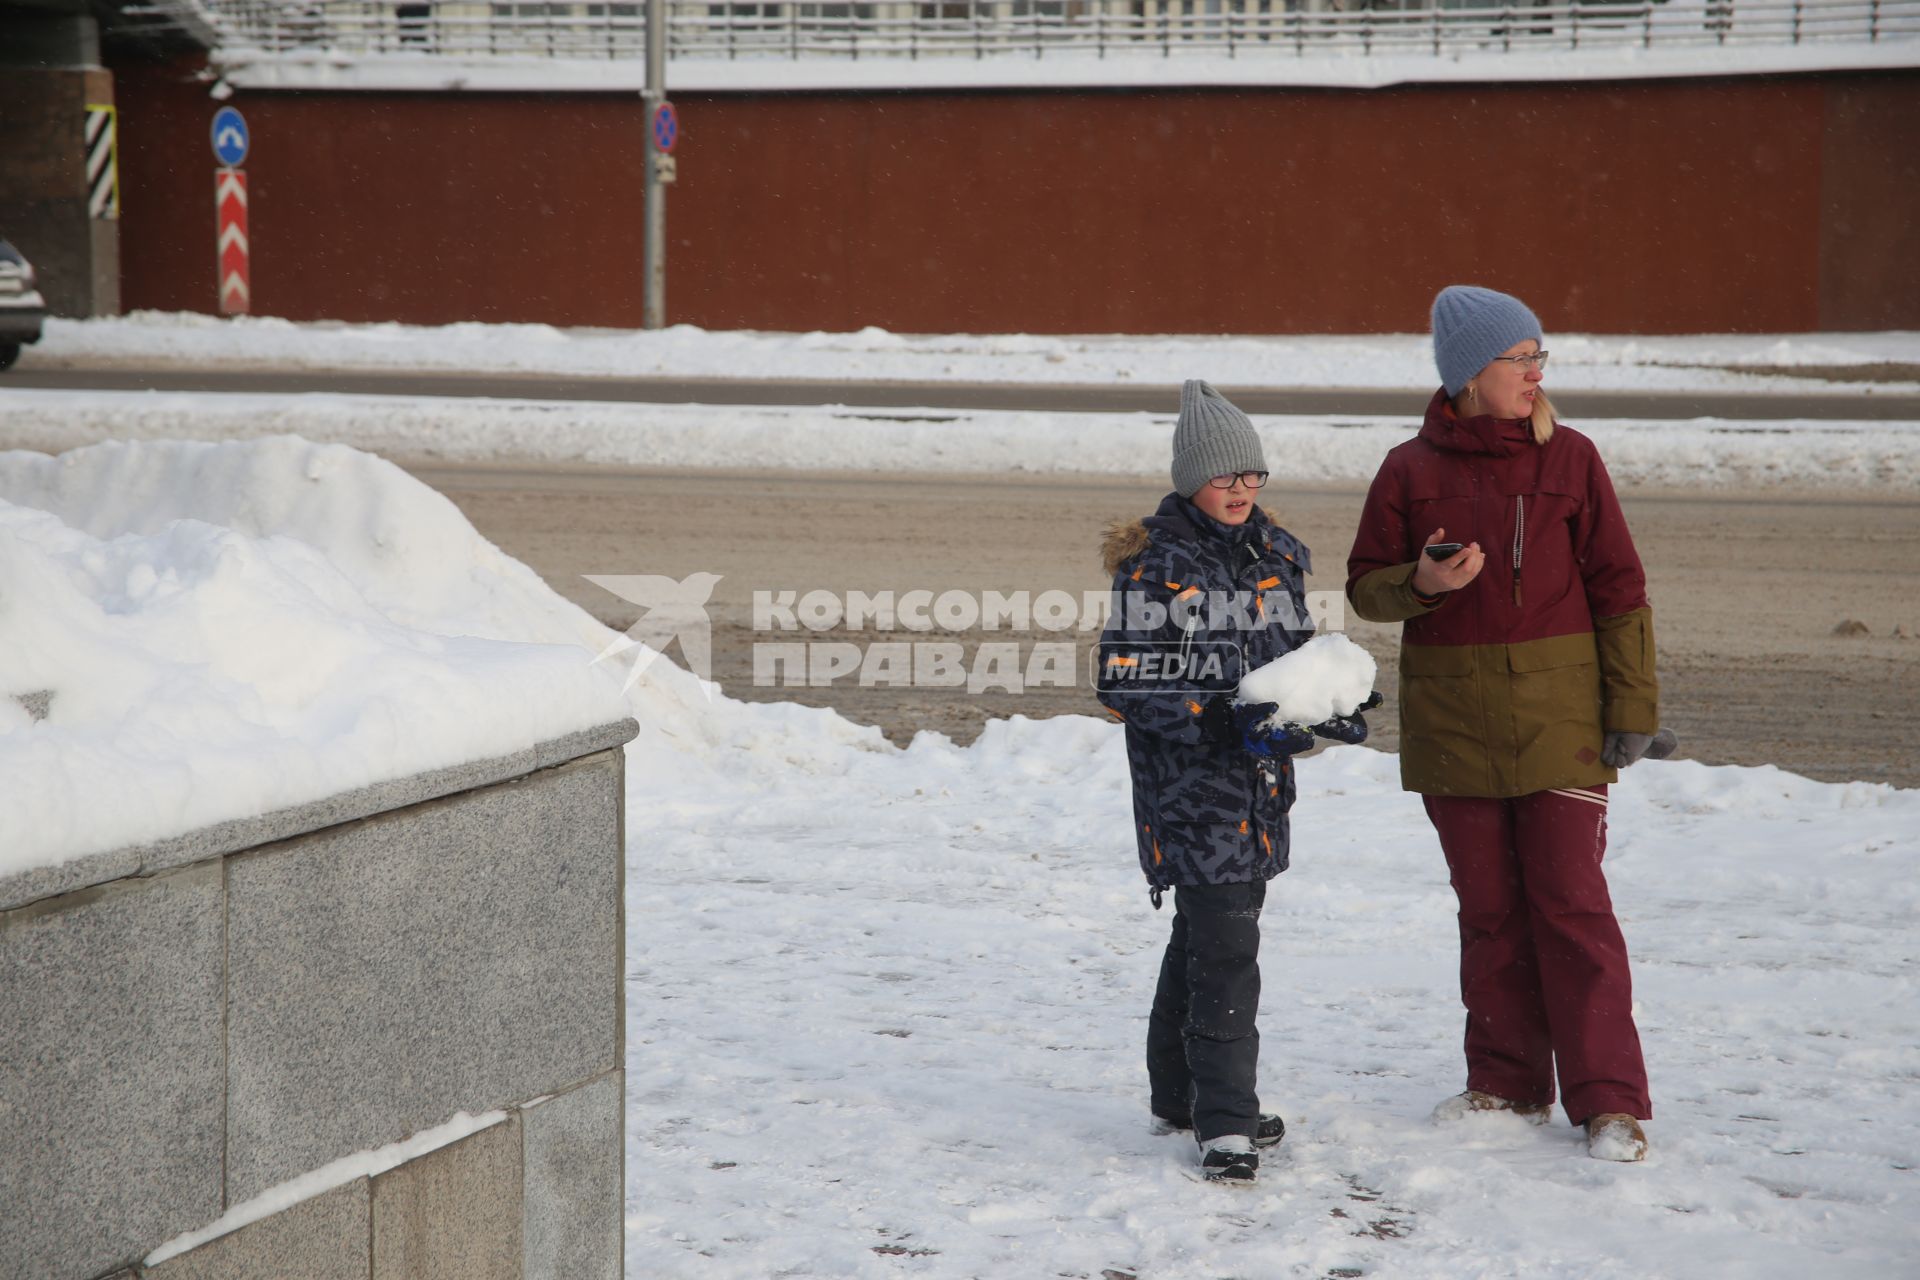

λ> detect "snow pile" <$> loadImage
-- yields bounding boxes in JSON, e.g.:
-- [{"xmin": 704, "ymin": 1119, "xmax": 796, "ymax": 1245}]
[
  {"xmin": 1240, "ymin": 633, "xmax": 1379, "ymax": 724},
  {"xmin": 0, "ymin": 437, "xmax": 632, "ymax": 875},
  {"xmin": 6, "ymin": 391, "xmax": 1918, "ymax": 491},
  {"xmin": 26, "ymin": 311, "xmax": 1920, "ymax": 393}
]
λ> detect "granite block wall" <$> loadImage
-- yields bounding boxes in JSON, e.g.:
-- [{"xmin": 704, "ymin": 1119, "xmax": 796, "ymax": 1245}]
[
  {"xmin": 0, "ymin": 863, "xmax": 225, "ymax": 1280},
  {"xmin": 0, "ymin": 722, "xmax": 633, "ymax": 1280},
  {"xmin": 224, "ymin": 749, "xmax": 622, "ymax": 1201}
]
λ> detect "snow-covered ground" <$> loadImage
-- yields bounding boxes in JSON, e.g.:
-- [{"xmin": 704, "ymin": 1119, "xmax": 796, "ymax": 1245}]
[
  {"xmin": 5, "ymin": 436, "xmax": 1914, "ymax": 1276},
  {"xmin": 631, "ymin": 716, "xmax": 1920, "ymax": 1279},
  {"xmin": 22, "ymin": 311, "xmax": 1920, "ymax": 392}
]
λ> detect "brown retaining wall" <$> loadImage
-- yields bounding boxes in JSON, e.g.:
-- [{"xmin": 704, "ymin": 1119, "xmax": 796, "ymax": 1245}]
[{"xmin": 108, "ymin": 60, "xmax": 1920, "ymax": 333}]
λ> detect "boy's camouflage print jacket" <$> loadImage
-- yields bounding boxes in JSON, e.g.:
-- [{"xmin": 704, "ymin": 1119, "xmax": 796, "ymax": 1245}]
[{"xmin": 1096, "ymin": 493, "xmax": 1315, "ymax": 893}]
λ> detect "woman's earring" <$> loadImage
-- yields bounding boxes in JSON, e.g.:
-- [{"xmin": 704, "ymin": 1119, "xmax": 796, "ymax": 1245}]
[{"xmin": 1465, "ymin": 383, "xmax": 1479, "ymax": 403}]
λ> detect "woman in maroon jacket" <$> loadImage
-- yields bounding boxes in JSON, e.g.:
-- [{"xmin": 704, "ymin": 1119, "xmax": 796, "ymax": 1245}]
[{"xmin": 1345, "ymin": 285, "xmax": 1663, "ymax": 1162}]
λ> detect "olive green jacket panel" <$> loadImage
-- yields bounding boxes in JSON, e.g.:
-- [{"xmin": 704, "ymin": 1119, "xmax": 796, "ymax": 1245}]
[
  {"xmin": 1398, "ymin": 630, "xmax": 1632, "ymax": 797},
  {"xmin": 1348, "ymin": 561, "xmax": 1444, "ymax": 625}
]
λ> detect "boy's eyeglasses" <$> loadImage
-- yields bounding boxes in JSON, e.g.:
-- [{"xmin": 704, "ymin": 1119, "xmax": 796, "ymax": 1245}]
[
  {"xmin": 1207, "ymin": 471, "xmax": 1270, "ymax": 489},
  {"xmin": 1489, "ymin": 350, "xmax": 1550, "ymax": 371}
]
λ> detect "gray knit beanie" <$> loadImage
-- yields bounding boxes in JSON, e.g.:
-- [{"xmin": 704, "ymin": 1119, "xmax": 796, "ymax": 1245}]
[
  {"xmin": 1431, "ymin": 285, "xmax": 1543, "ymax": 397},
  {"xmin": 1170, "ymin": 380, "xmax": 1265, "ymax": 498}
]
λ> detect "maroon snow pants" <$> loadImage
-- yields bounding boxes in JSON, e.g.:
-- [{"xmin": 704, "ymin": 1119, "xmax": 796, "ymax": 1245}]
[{"xmin": 1422, "ymin": 784, "xmax": 1651, "ymax": 1124}]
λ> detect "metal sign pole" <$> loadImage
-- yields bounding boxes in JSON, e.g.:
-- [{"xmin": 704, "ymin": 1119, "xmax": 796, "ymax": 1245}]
[{"xmin": 642, "ymin": 0, "xmax": 666, "ymax": 330}]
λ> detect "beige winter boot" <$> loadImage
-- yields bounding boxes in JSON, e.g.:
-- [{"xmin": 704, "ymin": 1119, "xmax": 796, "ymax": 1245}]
[
  {"xmin": 1431, "ymin": 1090, "xmax": 1552, "ymax": 1126},
  {"xmin": 1585, "ymin": 1113, "xmax": 1649, "ymax": 1162}
]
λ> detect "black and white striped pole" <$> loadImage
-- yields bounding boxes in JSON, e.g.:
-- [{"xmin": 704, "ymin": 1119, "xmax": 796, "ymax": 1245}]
[{"xmin": 642, "ymin": 0, "xmax": 674, "ymax": 330}]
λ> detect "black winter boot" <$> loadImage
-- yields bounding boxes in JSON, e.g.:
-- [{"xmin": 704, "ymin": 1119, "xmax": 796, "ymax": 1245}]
[{"xmin": 1198, "ymin": 1135, "xmax": 1259, "ymax": 1183}]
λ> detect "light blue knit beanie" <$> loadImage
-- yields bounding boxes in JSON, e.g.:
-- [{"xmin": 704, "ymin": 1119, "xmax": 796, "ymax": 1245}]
[
  {"xmin": 1171, "ymin": 379, "xmax": 1266, "ymax": 498},
  {"xmin": 1431, "ymin": 285, "xmax": 1543, "ymax": 397}
]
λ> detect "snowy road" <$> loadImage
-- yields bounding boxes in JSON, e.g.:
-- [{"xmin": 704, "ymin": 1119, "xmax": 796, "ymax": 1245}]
[
  {"xmin": 417, "ymin": 462, "xmax": 1920, "ymax": 790},
  {"xmin": 10, "ymin": 365, "xmax": 1920, "ymax": 420}
]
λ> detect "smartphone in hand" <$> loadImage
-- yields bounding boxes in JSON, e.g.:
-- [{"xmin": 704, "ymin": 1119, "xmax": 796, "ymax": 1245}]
[{"xmin": 1423, "ymin": 542, "xmax": 1466, "ymax": 560}]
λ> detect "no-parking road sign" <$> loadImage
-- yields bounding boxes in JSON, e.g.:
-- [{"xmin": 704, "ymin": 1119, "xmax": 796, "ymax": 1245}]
[{"xmin": 651, "ymin": 102, "xmax": 678, "ymax": 154}]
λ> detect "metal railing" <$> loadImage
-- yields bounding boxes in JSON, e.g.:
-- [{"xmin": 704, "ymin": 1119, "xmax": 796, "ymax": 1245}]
[
  {"xmin": 106, "ymin": 0, "xmax": 230, "ymax": 47},
  {"xmin": 205, "ymin": 0, "xmax": 1920, "ymax": 60}
]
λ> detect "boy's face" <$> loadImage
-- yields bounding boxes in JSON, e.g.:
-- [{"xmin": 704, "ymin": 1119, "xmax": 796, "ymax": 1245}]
[{"xmin": 1190, "ymin": 475, "xmax": 1257, "ymax": 526}]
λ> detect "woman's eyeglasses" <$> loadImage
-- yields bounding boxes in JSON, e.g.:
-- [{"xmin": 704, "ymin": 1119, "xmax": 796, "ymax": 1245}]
[
  {"xmin": 1207, "ymin": 471, "xmax": 1270, "ymax": 489},
  {"xmin": 1489, "ymin": 350, "xmax": 1550, "ymax": 371}
]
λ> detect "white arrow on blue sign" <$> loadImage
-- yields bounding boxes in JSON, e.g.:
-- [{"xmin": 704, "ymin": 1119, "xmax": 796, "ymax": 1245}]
[{"xmin": 211, "ymin": 106, "xmax": 250, "ymax": 168}]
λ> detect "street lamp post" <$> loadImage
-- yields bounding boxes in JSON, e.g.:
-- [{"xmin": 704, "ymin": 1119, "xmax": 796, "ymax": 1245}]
[{"xmin": 642, "ymin": 0, "xmax": 667, "ymax": 329}]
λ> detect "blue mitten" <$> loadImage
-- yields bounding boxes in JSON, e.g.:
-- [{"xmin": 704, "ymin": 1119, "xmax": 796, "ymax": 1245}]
[
  {"xmin": 1311, "ymin": 690, "xmax": 1384, "ymax": 745},
  {"xmin": 1203, "ymin": 699, "xmax": 1315, "ymax": 757},
  {"xmin": 1245, "ymin": 716, "xmax": 1316, "ymax": 758}
]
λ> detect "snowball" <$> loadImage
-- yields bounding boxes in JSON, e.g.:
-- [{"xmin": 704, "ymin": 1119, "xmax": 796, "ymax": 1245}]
[{"xmin": 1237, "ymin": 633, "xmax": 1377, "ymax": 725}]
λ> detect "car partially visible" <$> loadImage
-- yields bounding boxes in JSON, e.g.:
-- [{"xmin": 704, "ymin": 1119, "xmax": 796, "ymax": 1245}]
[{"xmin": 0, "ymin": 238, "xmax": 48, "ymax": 371}]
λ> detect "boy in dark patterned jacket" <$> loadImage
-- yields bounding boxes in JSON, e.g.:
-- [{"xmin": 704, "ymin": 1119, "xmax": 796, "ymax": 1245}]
[{"xmin": 1096, "ymin": 380, "xmax": 1371, "ymax": 1184}]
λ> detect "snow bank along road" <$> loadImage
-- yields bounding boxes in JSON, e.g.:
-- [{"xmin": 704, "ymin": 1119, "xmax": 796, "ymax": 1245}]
[{"xmin": 13, "ymin": 313, "xmax": 1918, "ymax": 398}]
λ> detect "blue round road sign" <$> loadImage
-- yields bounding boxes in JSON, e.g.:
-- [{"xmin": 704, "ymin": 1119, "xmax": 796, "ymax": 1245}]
[
  {"xmin": 651, "ymin": 102, "xmax": 678, "ymax": 155},
  {"xmin": 211, "ymin": 106, "xmax": 250, "ymax": 167}
]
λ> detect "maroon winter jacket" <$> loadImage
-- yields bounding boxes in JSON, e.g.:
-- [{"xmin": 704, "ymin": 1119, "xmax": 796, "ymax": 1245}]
[{"xmin": 1346, "ymin": 389, "xmax": 1659, "ymax": 797}]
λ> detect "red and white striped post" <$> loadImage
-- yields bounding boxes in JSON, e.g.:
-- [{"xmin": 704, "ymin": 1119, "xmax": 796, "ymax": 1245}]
[
  {"xmin": 211, "ymin": 106, "xmax": 251, "ymax": 316},
  {"xmin": 215, "ymin": 169, "xmax": 250, "ymax": 316}
]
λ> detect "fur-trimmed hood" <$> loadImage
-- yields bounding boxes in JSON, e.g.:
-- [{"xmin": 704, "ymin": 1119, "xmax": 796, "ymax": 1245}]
[{"xmin": 1100, "ymin": 518, "xmax": 1154, "ymax": 577}]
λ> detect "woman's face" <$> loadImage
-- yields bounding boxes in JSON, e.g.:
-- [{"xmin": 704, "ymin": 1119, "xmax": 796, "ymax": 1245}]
[
  {"xmin": 1471, "ymin": 339, "xmax": 1546, "ymax": 420},
  {"xmin": 1190, "ymin": 474, "xmax": 1258, "ymax": 525}
]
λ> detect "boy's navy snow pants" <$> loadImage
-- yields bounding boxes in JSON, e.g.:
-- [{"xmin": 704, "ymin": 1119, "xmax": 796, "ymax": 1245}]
[
  {"xmin": 1423, "ymin": 784, "xmax": 1651, "ymax": 1125},
  {"xmin": 1146, "ymin": 879, "xmax": 1266, "ymax": 1144}
]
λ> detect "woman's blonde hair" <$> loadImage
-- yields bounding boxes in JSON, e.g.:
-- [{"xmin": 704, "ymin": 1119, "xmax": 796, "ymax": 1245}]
[{"xmin": 1530, "ymin": 390, "xmax": 1556, "ymax": 445}]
